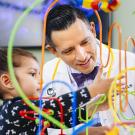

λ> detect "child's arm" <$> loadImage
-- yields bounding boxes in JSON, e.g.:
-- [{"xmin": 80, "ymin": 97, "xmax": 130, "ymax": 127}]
[
  {"xmin": 2, "ymin": 87, "xmax": 90, "ymax": 129},
  {"xmin": 41, "ymin": 87, "xmax": 90, "ymax": 128}
]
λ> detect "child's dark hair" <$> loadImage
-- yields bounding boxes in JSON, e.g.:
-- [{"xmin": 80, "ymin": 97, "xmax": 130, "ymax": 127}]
[
  {"xmin": 0, "ymin": 48, "xmax": 38, "ymax": 99},
  {"xmin": 0, "ymin": 48, "xmax": 38, "ymax": 73}
]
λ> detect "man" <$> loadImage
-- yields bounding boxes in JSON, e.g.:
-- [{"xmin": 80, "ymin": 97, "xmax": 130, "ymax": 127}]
[{"xmin": 43, "ymin": 5, "xmax": 135, "ymax": 135}]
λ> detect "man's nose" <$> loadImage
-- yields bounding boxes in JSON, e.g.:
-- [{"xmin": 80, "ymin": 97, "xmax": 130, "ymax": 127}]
[{"xmin": 75, "ymin": 46, "xmax": 86, "ymax": 61}]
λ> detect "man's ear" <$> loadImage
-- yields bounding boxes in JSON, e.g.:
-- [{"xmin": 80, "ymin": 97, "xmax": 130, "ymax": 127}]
[
  {"xmin": 46, "ymin": 44, "xmax": 59, "ymax": 57},
  {"xmin": 0, "ymin": 73, "xmax": 14, "ymax": 89}
]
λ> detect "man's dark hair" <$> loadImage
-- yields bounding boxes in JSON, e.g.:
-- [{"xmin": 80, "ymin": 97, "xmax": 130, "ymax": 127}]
[{"xmin": 46, "ymin": 4, "xmax": 89, "ymax": 48}]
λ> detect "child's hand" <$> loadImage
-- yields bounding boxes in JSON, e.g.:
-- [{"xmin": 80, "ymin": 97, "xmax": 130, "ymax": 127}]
[{"xmin": 87, "ymin": 66, "xmax": 114, "ymax": 98}]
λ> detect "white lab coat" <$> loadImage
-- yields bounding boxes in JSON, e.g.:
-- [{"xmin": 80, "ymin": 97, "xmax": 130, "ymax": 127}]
[{"xmin": 43, "ymin": 44, "xmax": 135, "ymax": 135}]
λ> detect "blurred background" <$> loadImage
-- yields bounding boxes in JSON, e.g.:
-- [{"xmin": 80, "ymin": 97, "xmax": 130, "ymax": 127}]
[{"xmin": 0, "ymin": 0, "xmax": 135, "ymax": 63}]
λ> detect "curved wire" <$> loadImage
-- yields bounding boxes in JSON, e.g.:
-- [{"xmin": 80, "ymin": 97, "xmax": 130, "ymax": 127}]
[{"xmin": 40, "ymin": 0, "xmax": 59, "ymax": 90}]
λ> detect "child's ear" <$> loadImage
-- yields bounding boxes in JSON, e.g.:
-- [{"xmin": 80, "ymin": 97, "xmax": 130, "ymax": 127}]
[{"xmin": 0, "ymin": 73, "xmax": 14, "ymax": 89}]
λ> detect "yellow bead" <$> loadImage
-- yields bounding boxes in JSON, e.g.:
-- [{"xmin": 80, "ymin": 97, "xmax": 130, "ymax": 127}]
[
  {"xmin": 82, "ymin": 0, "xmax": 93, "ymax": 9},
  {"xmin": 106, "ymin": 126, "xmax": 119, "ymax": 135},
  {"xmin": 44, "ymin": 121, "xmax": 49, "ymax": 126},
  {"xmin": 100, "ymin": 1, "xmax": 111, "ymax": 12}
]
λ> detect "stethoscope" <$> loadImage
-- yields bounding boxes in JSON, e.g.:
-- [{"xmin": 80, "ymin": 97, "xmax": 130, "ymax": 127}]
[{"xmin": 46, "ymin": 59, "xmax": 61, "ymax": 97}]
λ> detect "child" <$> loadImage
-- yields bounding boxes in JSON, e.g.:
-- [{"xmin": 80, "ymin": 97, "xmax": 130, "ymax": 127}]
[{"xmin": 0, "ymin": 48, "xmax": 112, "ymax": 134}]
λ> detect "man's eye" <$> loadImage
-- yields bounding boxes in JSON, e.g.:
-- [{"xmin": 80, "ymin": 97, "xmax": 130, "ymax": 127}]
[
  {"xmin": 63, "ymin": 49, "xmax": 73, "ymax": 55},
  {"xmin": 81, "ymin": 41, "xmax": 89, "ymax": 46}
]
